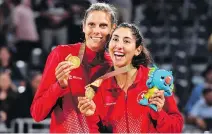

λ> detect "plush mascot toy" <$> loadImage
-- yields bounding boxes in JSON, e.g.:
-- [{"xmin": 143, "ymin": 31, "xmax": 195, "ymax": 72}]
[{"xmin": 139, "ymin": 65, "xmax": 174, "ymax": 111}]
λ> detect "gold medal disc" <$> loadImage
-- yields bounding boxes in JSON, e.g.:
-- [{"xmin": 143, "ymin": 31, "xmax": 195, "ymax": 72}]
[
  {"xmin": 85, "ymin": 86, "xmax": 95, "ymax": 100},
  {"xmin": 67, "ymin": 56, "xmax": 80, "ymax": 69}
]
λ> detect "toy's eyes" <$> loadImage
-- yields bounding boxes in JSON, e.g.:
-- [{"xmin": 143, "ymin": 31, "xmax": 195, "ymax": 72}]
[{"xmin": 161, "ymin": 76, "xmax": 165, "ymax": 79}]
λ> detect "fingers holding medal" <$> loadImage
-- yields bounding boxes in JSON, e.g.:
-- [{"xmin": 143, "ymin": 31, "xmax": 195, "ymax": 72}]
[
  {"xmin": 55, "ymin": 60, "xmax": 72, "ymax": 88},
  {"xmin": 85, "ymin": 79, "xmax": 103, "ymax": 100},
  {"xmin": 55, "ymin": 54, "xmax": 81, "ymax": 88}
]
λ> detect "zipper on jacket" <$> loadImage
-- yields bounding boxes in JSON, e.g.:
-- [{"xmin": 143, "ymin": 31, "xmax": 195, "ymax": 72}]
[
  {"xmin": 124, "ymin": 92, "xmax": 130, "ymax": 133},
  {"xmin": 125, "ymin": 93, "xmax": 127, "ymax": 100}
]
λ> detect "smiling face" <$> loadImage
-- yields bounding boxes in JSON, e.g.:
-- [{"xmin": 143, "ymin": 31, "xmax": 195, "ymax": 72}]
[
  {"xmin": 83, "ymin": 11, "xmax": 114, "ymax": 52},
  {"xmin": 108, "ymin": 27, "xmax": 142, "ymax": 68}
]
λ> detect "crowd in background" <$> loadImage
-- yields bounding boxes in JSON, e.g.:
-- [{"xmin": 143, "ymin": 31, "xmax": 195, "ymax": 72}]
[{"xmin": 0, "ymin": 0, "xmax": 212, "ymax": 133}]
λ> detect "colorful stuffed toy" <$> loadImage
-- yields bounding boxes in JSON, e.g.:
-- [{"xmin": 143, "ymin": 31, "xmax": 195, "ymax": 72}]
[{"xmin": 139, "ymin": 65, "xmax": 174, "ymax": 111}]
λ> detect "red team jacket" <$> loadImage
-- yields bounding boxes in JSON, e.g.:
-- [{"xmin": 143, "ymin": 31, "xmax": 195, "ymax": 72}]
[
  {"xmin": 30, "ymin": 43, "xmax": 112, "ymax": 133},
  {"xmin": 88, "ymin": 65, "xmax": 183, "ymax": 133}
]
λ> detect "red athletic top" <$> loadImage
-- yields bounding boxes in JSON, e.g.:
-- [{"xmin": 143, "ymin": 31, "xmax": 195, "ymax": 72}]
[
  {"xmin": 30, "ymin": 43, "xmax": 112, "ymax": 132},
  {"xmin": 87, "ymin": 65, "xmax": 183, "ymax": 133}
]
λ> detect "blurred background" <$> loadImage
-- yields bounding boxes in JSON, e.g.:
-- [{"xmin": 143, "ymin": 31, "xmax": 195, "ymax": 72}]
[{"xmin": 0, "ymin": 0, "xmax": 212, "ymax": 133}]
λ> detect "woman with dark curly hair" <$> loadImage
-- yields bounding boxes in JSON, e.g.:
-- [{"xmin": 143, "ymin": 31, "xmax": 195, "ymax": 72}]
[{"xmin": 78, "ymin": 23, "xmax": 183, "ymax": 133}]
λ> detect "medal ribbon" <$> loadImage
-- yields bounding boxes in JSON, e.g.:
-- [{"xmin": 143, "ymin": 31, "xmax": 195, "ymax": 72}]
[
  {"xmin": 78, "ymin": 43, "xmax": 86, "ymax": 63},
  {"xmin": 85, "ymin": 64, "xmax": 134, "ymax": 94}
]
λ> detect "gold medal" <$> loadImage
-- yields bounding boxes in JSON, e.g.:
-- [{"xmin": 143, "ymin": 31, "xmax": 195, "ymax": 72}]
[
  {"xmin": 90, "ymin": 79, "xmax": 103, "ymax": 87},
  {"xmin": 85, "ymin": 86, "xmax": 95, "ymax": 100},
  {"xmin": 84, "ymin": 79, "xmax": 102, "ymax": 99},
  {"xmin": 67, "ymin": 56, "xmax": 80, "ymax": 69}
]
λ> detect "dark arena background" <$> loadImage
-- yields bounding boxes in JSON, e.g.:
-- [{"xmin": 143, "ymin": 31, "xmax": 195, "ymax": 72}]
[{"xmin": 0, "ymin": 0, "xmax": 212, "ymax": 133}]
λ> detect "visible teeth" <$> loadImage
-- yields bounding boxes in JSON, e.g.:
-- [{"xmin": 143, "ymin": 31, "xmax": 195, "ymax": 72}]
[
  {"xmin": 114, "ymin": 52, "xmax": 124, "ymax": 56},
  {"xmin": 91, "ymin": 37, "xmax": 102, "ymax": 42},
  {"xmin": 92, "ymin": 37, "xmax": 102, "ymax": 39}
]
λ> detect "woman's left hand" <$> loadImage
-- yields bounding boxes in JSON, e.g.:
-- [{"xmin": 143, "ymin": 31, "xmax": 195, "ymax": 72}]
[
  {"xmin": 149, "ymin": 90, "xmax": 165, "ymax": 112},
  {"xmin": 77, "ymin": 97, "xmax": 96, "ymax": 116}
]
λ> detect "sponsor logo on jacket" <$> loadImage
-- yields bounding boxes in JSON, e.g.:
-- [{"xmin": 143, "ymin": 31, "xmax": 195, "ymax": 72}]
[
  {"xmin": 105, "ymin": 102, "xmax": 116, "ymax": 106},
  {"xmin": 69, "ymin": 75, "xmax": 82, "ymax": 80}
]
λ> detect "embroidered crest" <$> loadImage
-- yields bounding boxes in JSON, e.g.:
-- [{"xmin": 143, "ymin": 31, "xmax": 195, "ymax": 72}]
[{"xmin": 137, "ymin": 91, "xmax": 147, "ymax": 103}]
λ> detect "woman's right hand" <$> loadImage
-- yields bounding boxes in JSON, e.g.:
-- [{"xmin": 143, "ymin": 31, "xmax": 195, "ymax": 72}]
[
  {"xmin": 55, "ymin": 54, "xmax": 75, "ymax": 88},
  {"xmin": 78, "ymin": 97, "xmax": 96, "ymax": 116},
  {"xmin": 55, "ymin": 61, "xmax": 73, "ymax": 88}
]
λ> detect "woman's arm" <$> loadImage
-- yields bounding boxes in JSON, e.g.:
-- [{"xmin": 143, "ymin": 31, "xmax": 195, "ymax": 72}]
[
  {"xmin": 78, "ymin": 86, "xmax": 107, "ymax": 133},
  {"xmin": 30, "ymin": 48, "xmax": 70, "ymax": 122},
  {"xmin": 150, "ymin": 95, "xmax": 184, "ymax": 133}
]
